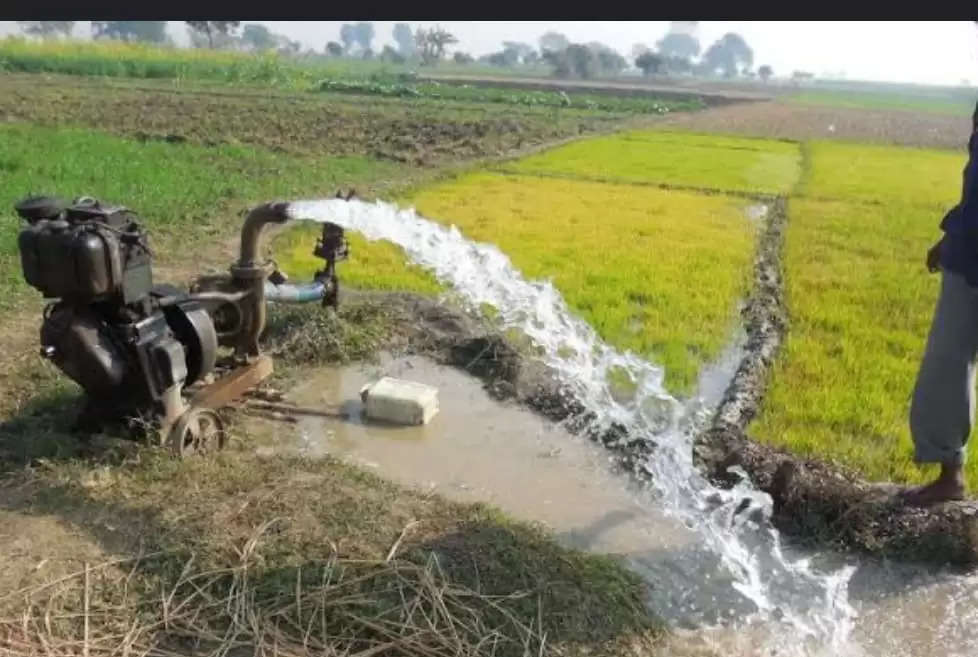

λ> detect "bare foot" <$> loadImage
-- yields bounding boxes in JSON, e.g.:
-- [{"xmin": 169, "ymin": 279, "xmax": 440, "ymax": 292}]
[{"xmin": 899, "ymin": 479, "xmax": 965, "ymax": 507}]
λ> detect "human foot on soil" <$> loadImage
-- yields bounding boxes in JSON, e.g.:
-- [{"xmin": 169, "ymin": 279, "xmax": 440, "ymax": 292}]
[{"xmin": 899, "ymin": 464, "xmax": 966, "ymax": 507}]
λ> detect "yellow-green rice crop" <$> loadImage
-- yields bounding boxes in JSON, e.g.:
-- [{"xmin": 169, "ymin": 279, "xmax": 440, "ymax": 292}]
[
  {"xmin": 752, "ymin": 197, "xmax": 962, "ymax": 485},
  {"xmin": 502, "ymin": 131, "xmax": 801, "ymax": 195},
  {"xmin": 754, "ymin": 136, "xmax": 978, "ymax": 487},
  {"xmin": 402, "ymin": 172, "xmax": 759, "ymax": 394},
  {"xmin": 799, "ymin": 140, "xmax": 965, "ymax": 209},
  {"xmin": 272, "ymin": 224, "xmax": 443, "ymax": 296}
]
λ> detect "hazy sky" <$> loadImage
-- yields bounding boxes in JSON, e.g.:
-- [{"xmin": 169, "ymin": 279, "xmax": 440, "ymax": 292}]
[{"xmin": 3, "ymin": 21, "xmax": 977, "ymax": 86}]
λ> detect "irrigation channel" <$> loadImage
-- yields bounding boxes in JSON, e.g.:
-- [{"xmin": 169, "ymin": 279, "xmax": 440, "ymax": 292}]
[{"xmin": 284, "ymin": 198, "xmax": 978, "ymax": 656}]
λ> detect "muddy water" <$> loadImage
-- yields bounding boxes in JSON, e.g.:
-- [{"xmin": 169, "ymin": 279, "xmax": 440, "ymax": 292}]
[
  {"xmin": 274, "ymin": 353, "xmax": 768, "ymax": 629},
  {"xmin": 281, "ymin": 353, "xmax": 695, "ymax": 557}
]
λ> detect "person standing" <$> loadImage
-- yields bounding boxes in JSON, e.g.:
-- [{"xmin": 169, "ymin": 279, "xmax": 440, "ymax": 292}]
[{"xmin": 904, "ymin": 102, "xmax": 978, "ymax": 505}]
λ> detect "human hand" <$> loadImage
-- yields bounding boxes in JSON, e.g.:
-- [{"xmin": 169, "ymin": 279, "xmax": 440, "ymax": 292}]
[{"xmin": 926, "ymin": 240, "xmax": 942, "ymax": 273}]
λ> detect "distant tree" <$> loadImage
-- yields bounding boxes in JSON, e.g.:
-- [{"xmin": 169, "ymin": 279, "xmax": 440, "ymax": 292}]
[
  {"xmin": 701, "ymin": 33, "xmax": 753, "ymax": 77},
  {"xmin": 361, "ymin": 47, "xmax": 374, "ymax": 60},
  {"xmin": 630, "ymin": 43, "xmax": 649, "ymax": 62},
  {"xmin": 274, "ymin": 34, "xmax": 301, "ymax": 55},
  {"xmin": 662, "ymin": 55, "xmax": 693, "ymax": 75},
  {"xmin": 453, "ymin": 51, "xmax": 474, "ymax": 64},
  {"xmin": 758, "ymin": 64, "xmax": 773, "ymax": 82},
  {"xmin": 487, "ymin": 51, "xmax": 513, "ymax": 67},
  {"xmin": 539, "ymin": 31, "xmax": 569, "ymax": 54},
  {"xmin": 416, "ymin": 26, "xmax": 457, "ymax": 65},
  {"xmin": 542, "ymin": 48, "xmax": 569, "ymax": 77},
  {"xmin": 566, "ymin": 43, "xmax": 597, "ymax": 79},
  {"xmin": 325, "ymin": 41, "xmax": 344, "ymax": 57},
  {"xmin": 17, "ymin": 21, "xmax": 74, "ymax": 39},
  {"xmin": 485, "ymin": 41, "xmax": 531, "ymax": 68},
  {"xmin": 656, "ymin": 32, "xmax": 700, "ymax": 60},
  {"xmin": 381, "ymin": 45, "xmax": 405, "ymax": 63},
  {"xmin": 354, "ymin": 22, "xmax": 374, "ymax": 53},
  {"xmin": 524, "ymin": 50, "xmax": 540, "ymax": 66},
  {"xmin": 502, "ymin": 41, "xmax": 535, "ymax": 64},
  {"xmin": 587, "ymin": 42, "xmax": 627, "ymax": 76},
  {"xmin": 392, "ymin": 23, "xmax": 415, "ymax": 57},
  {"xmin": 635, "ymin": 51, "xmax": 663, "ymax": 76},
  {"xmin": 185, "ymin": 21, "xmax": 239, "ymax": 49},
  {"xmin": 339, "ymin": 24, "xmax": 357, "ymax": 54},
  {"xmin": 242, "ymin": 24, "xmax": 276, "ymax": 51},
  {"xmin": 93, "ymin": 21, "xmax": 167, "ymax": 43}
]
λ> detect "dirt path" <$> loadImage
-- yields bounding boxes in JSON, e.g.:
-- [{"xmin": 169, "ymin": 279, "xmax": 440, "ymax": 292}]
[{"xmin": 658, "ymin": 101, "xmax": 972, "ymax": 150}]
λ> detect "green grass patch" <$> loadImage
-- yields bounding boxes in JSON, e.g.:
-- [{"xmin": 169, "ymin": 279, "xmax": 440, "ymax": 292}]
[
  {"xmin": 799, "ymin": 140, "xmax": 965, "ymax": 208},
  {"xmin": 502, "ymin": 131, "xmax": 801, "ymax": 194},
  {"xmin": 402, "ymin": 172, "xmax": 758, "ymax": 394},
  {"xmin": 272, "ymin": 223, "xmax": 444, "ymax": 296},
  {"xmin": 752, "ymin": 197, "xmax": 970, "ymax": 486},
  {"xmin": 0, "ymin": 36, "xmax": 395, "ymax": 87},
  {"xmin": 0, "ymin": 123, "xmax": 413, "ymax": 309},
  {"xmin": 0, "ymin": 38, "xmax": 561, "ymax": 88},
  {"xmin": 787, "ymin": 88, "xmax": 976, "ymax": 117}
]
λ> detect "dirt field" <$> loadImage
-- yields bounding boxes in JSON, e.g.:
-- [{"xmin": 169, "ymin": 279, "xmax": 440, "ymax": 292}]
[
  {"xmin": 422, "ymin": 72, "xmax": 772, "ymax": 105},
  {"xmin": 0, "ymin": 74, "xmax": 624, "ymax": 166},
  {"xmin": 658, "ymin": 100, "xmax": 972, "ymax": 150}
]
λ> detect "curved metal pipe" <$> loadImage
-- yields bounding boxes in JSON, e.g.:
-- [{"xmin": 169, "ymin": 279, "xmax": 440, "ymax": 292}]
[
  {"xmin": 237, "ymin": 201, "xmax": 291, "ymax": 268},
  {"xmin": 231, "ymin": 200, "xmax": 292, "ymax": 358},
  {"xmin": 157, "ymin": 289, "xmax": 251, "ymax": 308}
]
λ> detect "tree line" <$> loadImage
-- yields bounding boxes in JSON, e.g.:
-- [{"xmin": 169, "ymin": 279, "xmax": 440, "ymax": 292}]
[{"xmin": 13, "ymin": 21, "xmax": 777, "ymax": 81}]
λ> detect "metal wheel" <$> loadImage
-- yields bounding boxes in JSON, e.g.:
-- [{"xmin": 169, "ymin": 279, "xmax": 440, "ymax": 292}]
[{"xmin": 168, "ymin": 408, "xmax": 226, "ymax": 457}]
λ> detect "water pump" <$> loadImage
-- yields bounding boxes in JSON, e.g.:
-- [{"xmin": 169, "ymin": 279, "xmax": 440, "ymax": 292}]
[{"xmin": 15, "ymin": 195, "xmax": 348, "ymax": 456}]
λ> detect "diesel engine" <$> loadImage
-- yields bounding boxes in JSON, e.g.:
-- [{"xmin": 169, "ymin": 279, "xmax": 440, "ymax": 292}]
[{"xmin": 14, "ymin": 194, "xmax": 349, "ymax": 455}]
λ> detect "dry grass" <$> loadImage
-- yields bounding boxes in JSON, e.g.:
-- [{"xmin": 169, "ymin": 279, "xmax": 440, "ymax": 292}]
[{"xmin": 0, "ymin": 527, "xmax": 569, "ymax": 657}]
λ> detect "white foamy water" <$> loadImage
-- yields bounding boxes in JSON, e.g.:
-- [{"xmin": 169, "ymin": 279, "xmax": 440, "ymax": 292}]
[{"xmin": 287, "ymin": 198, "xmax": 977, "ymax": 656}]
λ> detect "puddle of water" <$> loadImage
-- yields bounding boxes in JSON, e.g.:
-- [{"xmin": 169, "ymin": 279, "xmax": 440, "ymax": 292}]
[
  {"xmin": 269, "ymin": 353, "xmax": 769, "ymax": 629},
  {"xmin": 745, "ymin": 203, "xmax": 769, "ymax": 224},
  {"xmin": 279, "ymin": 354, "xmax": 695, "ymax": 558},
  {"xmin": 694, "ymin": 325, "xmax": 747, "ymax": 410}
]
